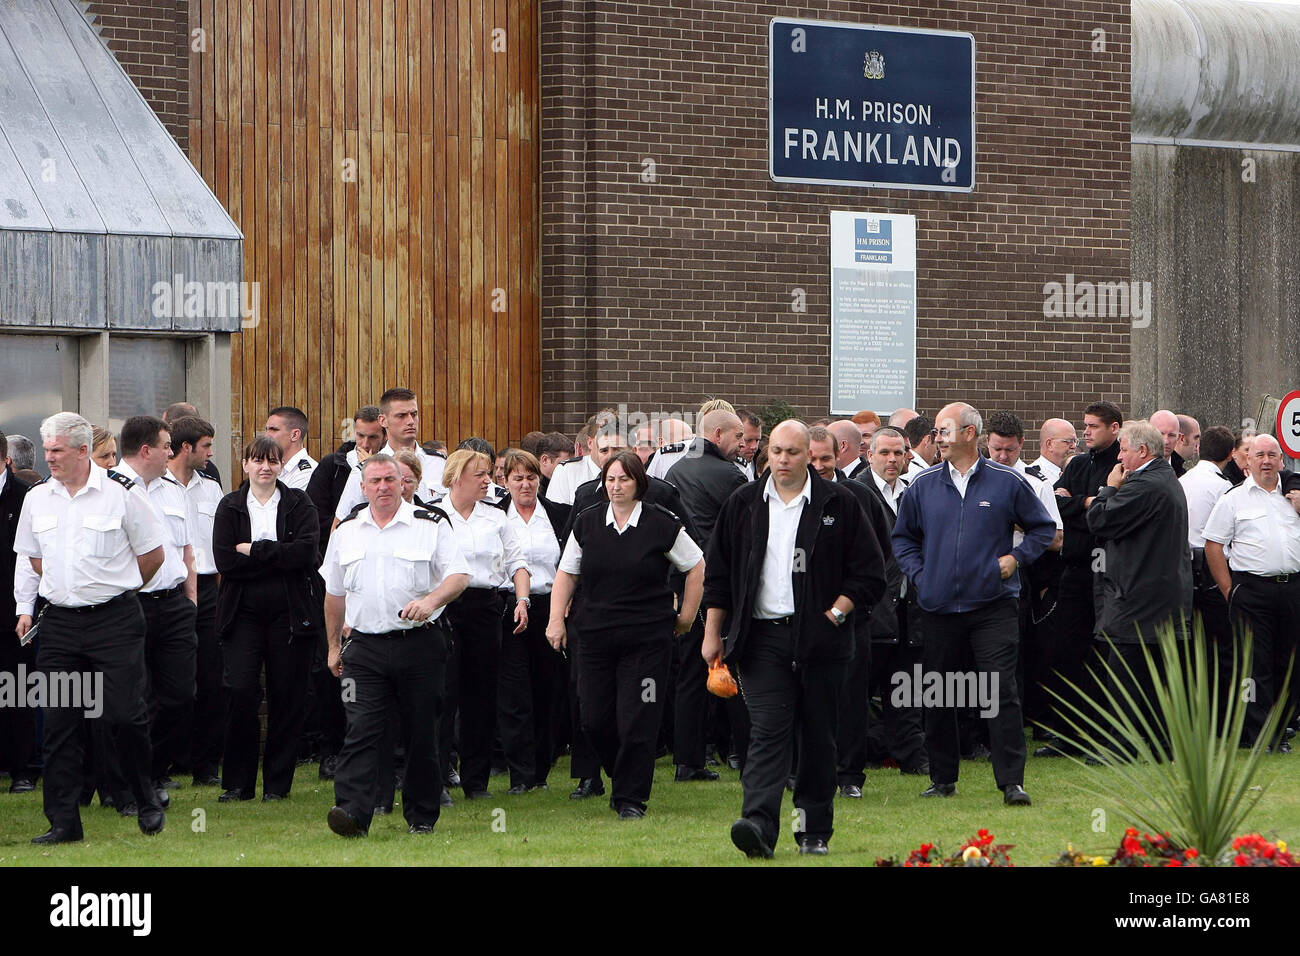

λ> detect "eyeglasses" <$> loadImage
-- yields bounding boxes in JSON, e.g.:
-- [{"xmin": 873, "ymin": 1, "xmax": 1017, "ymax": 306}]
[{"xmin": 1052, "ymin": 437, "xmax": 1079, "ymax": 447}]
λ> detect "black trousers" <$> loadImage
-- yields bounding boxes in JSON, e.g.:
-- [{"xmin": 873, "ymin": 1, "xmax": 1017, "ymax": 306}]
[
  {"xmin": 140, "ymin": 588, "xmax": 197, "ymax": 780},
  {"xmin": 1192, "ymin": 557, "xmax": 1234, "ymax": 726},
  {"xmin": 1103, "ymin": 641, "xmax": 1169, "ymax": 756},
  {"xmin": 864, "ymin": 639, "xmax": 927, "ymax": 775},
  {"xmin": 672, "ymin": 612, "xmax": 709, "ymax": 767},
  {"xmin": 334, "ymin": 624, "xmax": 446, "ymax": 831},
  {"xmin": 498, "ymin": 593, "xmax": 559, "ymax": 788},
  {"xmin": 835, "ymin": 625, "xmax": 873, "ymax": 785},
  {"xmin": 1042, "ymin": 563, "xmax": 1102, "ymax": 737},
  {"xmin": 564, "ymin": 622, "xmax": 603, "ymax": 780},
  {"xmin": 220, "ymin": 603, "xmax": 313, "ymax": 795},
  {"xmin": 0, "ymin": 608, "xmax": 39, "ymax": 780},
  {"xmin": 1230, "ymin": 573, "xmax": 1300, "ymax": 746},
  {"xmin": 38, "ymin": 595, "xmax": 161, "ymax": 832},
  {"xmin": 188, "ymin": 575, "xmax": 224, "ymax": 778},
  {"xmin": 921, "ymin": 599, "xmax": 1025, "ymax": 791},
  {"xmin": 445, "ymin": 588, "xmax": 504, "ymax": 794},
  {"xmin": 576, "ymin": 621, "xmax": 672, "ymax": 811},
  {"xmin": 736, "ymin": 620, "xmax": 843, "ymax": 847}
]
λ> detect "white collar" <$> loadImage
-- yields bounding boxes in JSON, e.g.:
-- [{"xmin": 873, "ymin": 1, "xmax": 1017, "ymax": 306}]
[
  {"xmin": 360, "ymin": 499, "xmax": 414, "ymax": 527},
  {"xmin": 763, "ymin": 472, "xmax": 812, "ymax": 505},
  {"xmin": 605, "ymin": 500, "xmax": 643, "ymax": 528},
  {"xmin": 948, "ymin": 457, "xmax": 980, "ymax": 481},
  {"xmin": 247, "ymin": 486, "xmax": 281, "ymax": 508},
  {"xmin": 1242, "ymin": 474, "xmax": 1283, "ymax": 496}
]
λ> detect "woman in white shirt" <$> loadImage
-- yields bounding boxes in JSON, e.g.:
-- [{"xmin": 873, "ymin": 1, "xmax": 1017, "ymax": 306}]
[
  {"xmin": 438, "ymin": 449, "xmax": 530, "ymax": 799},
  {"xmin": 213, "ymin": 435, "xmax": 323, "ymax": 803},
  {"xmin": 496, "ymin": 450, "xmax": 570, "ymax": 794}
]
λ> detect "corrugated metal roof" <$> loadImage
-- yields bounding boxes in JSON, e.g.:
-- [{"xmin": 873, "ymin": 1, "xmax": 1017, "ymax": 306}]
[{"xmin": 0, "ymin": 0, "xmax": 240, "ymax": 240}]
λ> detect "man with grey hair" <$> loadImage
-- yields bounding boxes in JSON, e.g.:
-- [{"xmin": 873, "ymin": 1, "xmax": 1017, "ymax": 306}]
[
  {"xmin": 6, "ymin": 434, "xmax": 38, "ymax": 480},
  {"xmin": 14, "ymin": 412, "xmax": 169, "ymax": 843},
  {"xmin": 1086, "ymin": 419, "xmax": 1193, "ymax": 749}
]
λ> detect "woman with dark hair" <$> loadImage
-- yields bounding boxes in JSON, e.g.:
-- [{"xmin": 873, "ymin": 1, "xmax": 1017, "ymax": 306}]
[
  {"xmin": 498, "ymin": 449, "xmax": 571, "ymax": 793},
  {"xmin": 439, "ymin": 448, "xmax": 530, "ymax": 799},
  {"xmin": 213, "ymin": 435, "xmax": 323, "ymax": 802},
  {"xmin": 546, "ymin": 450, "xmax": 704, "ymax": 818}
]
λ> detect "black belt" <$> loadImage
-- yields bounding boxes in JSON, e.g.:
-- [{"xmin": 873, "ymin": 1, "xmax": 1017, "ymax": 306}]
[
  {"xmin": 139, "ymin": 585, "xmax": 185, "ymax": 601},
  {"xmin": 351, "ymin": 620, "xmax": 443, "ymax": 639},
  {"xmin": 51, "ymin": 591, "xmax": 139, "ymax": 614},
  {"xmin": 753, "ymin": 615, "xmax": 793, "ymax": 627},
  {"xmin": 1235, "ymin": 571, "xmax": 1298, "ymax": 585}
]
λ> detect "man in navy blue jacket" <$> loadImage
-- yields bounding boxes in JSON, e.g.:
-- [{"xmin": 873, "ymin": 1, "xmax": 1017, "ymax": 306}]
[{"xmin": 892, "ymin": 403, "xmax": 1056, "ymax": 806}]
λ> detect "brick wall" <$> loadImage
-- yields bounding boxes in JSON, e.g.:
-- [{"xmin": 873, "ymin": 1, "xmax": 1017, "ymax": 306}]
[
  {"xmin": 85, "ymin": 1, "xmax": 190, "ymax": 153},
  {"xmin": 540, "ymin": 0, "xmax": 1132, "ymax": 454}
]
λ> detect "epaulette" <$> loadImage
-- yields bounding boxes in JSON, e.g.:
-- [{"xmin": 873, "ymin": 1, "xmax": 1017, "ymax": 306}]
[
  {"xmin": 427, "ymin": 449, "xmax": 448, "ymax": 460},
  {"xmin": 658, "ymin": 441, "xmax": 687, "ymax": 455},
  {"xmin": 106, "ymin": 469, "xmax": 136, "ymax": 490},
  {"xmin": 488, "ymin": 491, "xmax": 510, "ymax": 511},
  {"xmin": 1024, "ymin": 465, "xmax": 1045, "ymax": 481},
  {"xmin": 346, "ymin": 500, "xmax": 367, "ymax": 518},
  {"xmin": 29, "ymin": 475, "xmax": 49, "ymax": 486},
  {"xmin": 161, "ymin": 473, "xmax": 182, "ymax": 486},
  {"xmin": 199, "ymin": 470, "xmax": 220, "ymax": 483},
  {"xmin": 297, "ymin": 458, "xmax": 312, "ymax": 471},
  {"xmin": 414, "ymin": 507, "xmax": 448, "ymax": 523},
  {"xmin": 642, "ymin": 500, "xmax": 683, "ymax": 524},
  {"xmin": 559, "ymin": 455, "xmax": 583, "ymax": 465}
]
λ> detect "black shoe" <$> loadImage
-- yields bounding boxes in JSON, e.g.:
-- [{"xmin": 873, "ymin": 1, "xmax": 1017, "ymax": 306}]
[
  {"xmin": 156, "ymin": 789, "xmax": 170, "ymax": 809},
  {"xmin": 900, "ymin": 763, "xmax": 930, "ymax": 776},
  {"xmin": 1003, "ymin": 784, "xmax": 1032, "ymax": 806},
  {"xmin": 262, "ymin": 793, "xmax": 285, "ymax": 802},
  {"xmin": 138, "ymin": 808, "xmax": 165, "ymax": 835},
  {"xmin": 727, "ymin": 754, "xmax": 742, "ymax": 771},
  {"xmin": 674, "ymin": 765, "xmax": 720, "ymax": 782},
  {"xmin": 967, "ymin": 743, "xmax": 992, "ymax": 760},
  {"xmin": 569, "ymin": 778, "xmax": 605, "ymax": 799},
  {"xmin": 218, "ymin": 788, "xmax": 255, "ymax": 802},
  {"xmin": 1033, "ymin": 743, "xmax": 1069, "ymax": 758},
  {"xmin": 617, "ymin": 805, "xmax": 645, "ymax": 819},
  {"xmin": 327, "ymin": 806, "xmax": 367, "ymax": 838},
  {"xmin": 373, "ymin": 805, "xmax": 392, "ymax": 815},
  {"xmin": 529, "ymin": 782, "xmax": 549, "ymax": 792},
  {"xmin": 490, "ymin": 764, "xmax": 508, "ymax": 777},
  {"xmin": 920, "ymin": 782, "xmax": 956, "ymax": 798},
  {"xmin": 506, "ymin": 784, "xmax": 531, "ymax": 795},
  {"xmin": 705, "ymin": 754, "xmax": 721, "ymax": 767},
  {"xmin": 8, "ymin": 778, "xmax": 35, "ymax": 794},
  {"xmin": 440, "ymin": 789, "xmax": 454, "ymax": 807},
  {"xmin": 1267, "ymin": 740, "xmax": 1293, "ymax": 755},
  {"xmin": 838, "ymin": 783, "xmax": 863, "ymax": 798},
  {"xmin": 798, "ymin": 838, "xmax": 830, "ymax": 856},
  {"xmin": 154, "ymin": 776, "xmax": 181, "ymax": 791},
  {"xmin": 446, "ymin": 769, "xmax": 461, "ymax": 787},
  {"xmin": 785, "ymin": 776, "xmax": 795, "ymax": 792},
  {"xmin": 730, "ymin": 818, "xmax": 774, "ymax": 859},
  {"xmin": 409, "ymin": 823, "xmax": 434, "ymax": 834},
  {"xmin": 100, "ymin": 795, "xmax": 117, "ymax": 810},
  {"xmin": 32, "ymin": 826, "xmax": 83, "ymax": 845},
  {"xmin": 1286, "ymin": 727, "xmax": 1297, "ymax": 741},
  {"xmin": 117, "ymin": 802, "xmax": 138, "ymax": 817},
  {"xmin": 318, "ymin": 755, "xmax": 339, "ymax": 780},
  {"xmin": 191, "ymin": 774, "xmax": 221, "ymax": 787},
  {"xmin": 464, "ymin": 789, "xmax": 493, "ymax": 800}
]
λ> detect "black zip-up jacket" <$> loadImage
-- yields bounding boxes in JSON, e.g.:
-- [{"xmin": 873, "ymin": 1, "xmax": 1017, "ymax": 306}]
[
  {"xmin": 0, "ymin": 467, "xmax": 31, "ymax": 623},
  {"xmin": 661, "ymin": 437, "xmax": 747, "ymax": 549},
  {"xmin": 852, "ymin": 468, "xmax": 912, "ymax": 643},
  {"xmin": 213, "ymin": 480, "xmax": 324, "ymax": 641},
  {"xmin": 306, "ymin": 440, "xmax": 357, "ymax": 557},
  {"xmin": 704, "ymin": 467, "xmax": 886, "ymax": 667},
  {"xmin": 1054, "ymin": 439, "xmax": 1121, "ymax": 566}
]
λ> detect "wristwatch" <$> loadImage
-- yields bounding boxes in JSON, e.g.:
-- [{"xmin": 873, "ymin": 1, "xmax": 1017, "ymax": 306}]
[
  {"xmin": 517, "ymin": 596, "xmax": 531, "ymax": 608},
  {"xmin": 830, "ymin": 607, "xmax": 846, "ymax": 626}
]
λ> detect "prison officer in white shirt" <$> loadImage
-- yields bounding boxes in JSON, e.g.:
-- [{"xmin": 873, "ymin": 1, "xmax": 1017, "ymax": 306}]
[{"xmin": 266, "ymin": 406, "xmax": 318, "ymax": 491}]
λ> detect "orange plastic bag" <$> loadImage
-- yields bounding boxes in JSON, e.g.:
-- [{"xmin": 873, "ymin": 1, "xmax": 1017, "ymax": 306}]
[{"xmin": 707, "ymin": 658, "xmax": 738, "ymax": 698}]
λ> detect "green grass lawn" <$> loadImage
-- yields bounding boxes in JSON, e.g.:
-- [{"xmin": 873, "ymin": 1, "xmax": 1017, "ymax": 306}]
[{"xmin": 4, "ymin": 747, "xmax": 1300, "ymax": 866}]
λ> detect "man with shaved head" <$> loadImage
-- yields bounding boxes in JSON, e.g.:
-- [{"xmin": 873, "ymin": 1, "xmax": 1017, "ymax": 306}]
[
  {"xmin": 1175, "ymin": 414, "xmax": 1201, "ymax": 470},
  {"xmin": 704, "ymin": 421, "xmax": 886, "ymax": 858},
  {"xmin": 1031, "ymin": 418, "xmax": 1078, "ymax": 487},
  {"xmin": 647, "ymin": 416, "xmax": 697, "ymax": 480},
  {"xmin": 1204, "ymin": 433, "xmax": 1300, "ymax": 749},
  {"xmin": 828, "ymin": 419, "xmax": 870, "ymax": 481},
  {"xmin": 892, "ymin": 403, "xmax": 1056, "ymax": 806},
  {"xmin": 889, "ymin": 408, "xmax": 918, "ymax": 428},
  {"xmin": 662, "ymin": 408, "xmax": 747, "ymax": 783},
  {"xmin": 1150, "ymin": 409, "xmax": 1183, "ymax": 476}
]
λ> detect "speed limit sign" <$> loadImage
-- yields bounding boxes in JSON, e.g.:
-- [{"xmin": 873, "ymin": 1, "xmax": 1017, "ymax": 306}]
[{"xmin": 1276, "ymin": 390, "xmax": 1300, "ymax": 458}]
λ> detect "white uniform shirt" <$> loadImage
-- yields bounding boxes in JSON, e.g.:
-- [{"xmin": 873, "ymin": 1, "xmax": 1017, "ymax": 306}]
[
  {"xmin": 844, "ymin": 458, "xmax": 869, "ymax": 481},
  {"xmin": 248, "ymin": 488, "xmax": 281, "ymax": 542},
  {"xmin": 1012, "ymin": 459, "xmax": 1064, "ymax": 548},
  {"xmin": 114, "ymin": 460, "xmax": 192, "ymax": 591},
  {"xmin": 334, "ymin": 444, "xmax": 443, "ymax": 520},
  {"xmin": 1203, "ymin": 476, "xmax": 1300, "ymax": 575},
  {"xmin": 949, "ymin": 458, "xmax": 979, "ymax": 499},
  {"xmin": 1180, "ymin": 459, "xmax": 1231, "ymax": 550},
  {"xmin": 736, "ymin": 458, "xmax": 755, "ymax": 481},
  {"xmin": 545, "ymin": 455, "xmax": 600, "ymax": 506},
  {"xmin": 280, "ymin": 448, "xmax": 318, "ymax": 491},
  {"xmin": 176, "ymin": 468, "xmax": 223, "ymax": 575},
  {"xmin": 648, "ymin": 443, "xmax": 690, "ymax": 481},
  {"xmin": 14, "ymin": 465, "xmax": 165, "ymax": 607},
  {"xmin": 905, "ymin": 457, "xmax": 933, "ymax": 482},
  {"xmin": 13, "ymin": 554, "xmax": 40, "ymax": 617},
  {"xmin": 558, "ymin": 502, "xmax": 703, "ymax": 574},
  {"xmin": 506, "ymin": 500, "xmax": 561, "ymax": 595},
  {"xmin": 320, "ymin": 499, "xmax": 470, "ymax": 633},
  {"xmin": 442, "ymin": 499, "xmax": 529, "ymax": 590},
  {"xmin": 753, "ymin": 474, "xmax": 812, "ymax": 619},
  {"xmin": 1030, "ymin": 455, "xmax": 1063, "ymax": 487},
  {"xmin": 870, "ymin": 468, "xmax": 908, "ymax": 515}
]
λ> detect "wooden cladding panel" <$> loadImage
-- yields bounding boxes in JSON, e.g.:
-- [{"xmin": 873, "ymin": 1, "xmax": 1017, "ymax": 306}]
[{"xmin": 190, "ymin": 0, "xmax": 540, "ymax": 460}]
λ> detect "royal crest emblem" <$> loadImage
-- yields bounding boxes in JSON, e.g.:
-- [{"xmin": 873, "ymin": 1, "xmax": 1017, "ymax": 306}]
[{"xmin": 863, "ymin": 50, "xmax": 885, "ymax": 80}]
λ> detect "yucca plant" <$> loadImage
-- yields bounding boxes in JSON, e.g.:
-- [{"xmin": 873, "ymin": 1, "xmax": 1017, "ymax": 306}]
[{"xmin": 1042, "ymin": 616, "xmax": 1291, "ymax": 863}]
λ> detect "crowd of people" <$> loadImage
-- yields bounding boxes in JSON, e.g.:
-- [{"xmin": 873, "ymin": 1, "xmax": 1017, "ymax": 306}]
[{"xmin": 2, "ymin": 390, "xmax": 1299, "ymax": 857}]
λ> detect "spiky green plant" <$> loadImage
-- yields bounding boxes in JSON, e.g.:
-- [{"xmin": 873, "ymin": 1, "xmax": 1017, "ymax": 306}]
[{"xmin": 1043, "ymin": 617, "xmax": 1291, "ymax": 862}]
